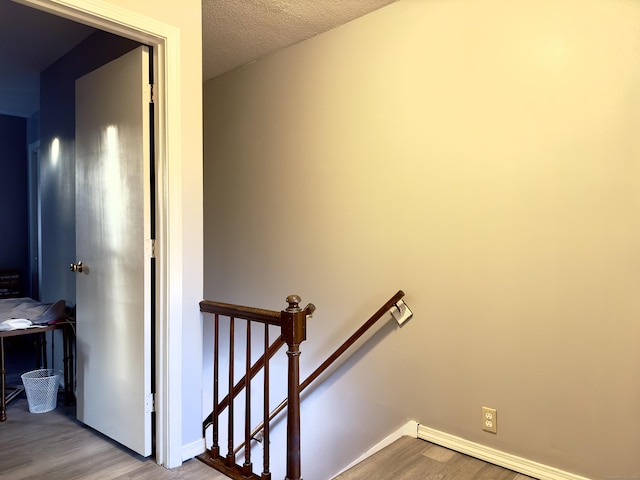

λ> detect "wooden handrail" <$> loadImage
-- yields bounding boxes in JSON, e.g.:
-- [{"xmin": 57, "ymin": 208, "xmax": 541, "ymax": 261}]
[
  {"xmin": 200, "ymin": 299, "xmax": 316, "ymax": 433},
  {"xmin": 199, "ymin": 295, "xmax": 315, "ymax": 480},
  {"xmin": 202, "ymin": 335, "xmax": 286, "ymax": 434},
  {"xmin": 200, "ymin": 291, "xmax": 406, "ymax": 480},
  {"xmin": 238, "ymin": 290, "xmax": 406, "ymax": 453},
  {"xmin": 200, "ymin": 299, "xmax": 282, "ymax": 325},
  {"xmin": 300, "ymin": 290, "xmax": 404, "ymax": 391},
  {"xmin": 198, "ymin": 298, "xmax": 287, "ymax": 437}
]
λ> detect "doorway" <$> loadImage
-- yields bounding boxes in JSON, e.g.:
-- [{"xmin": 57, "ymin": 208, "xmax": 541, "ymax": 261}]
[{"xmin": 13, "ymin": 0, "xmax": 189, "ymax": 468}]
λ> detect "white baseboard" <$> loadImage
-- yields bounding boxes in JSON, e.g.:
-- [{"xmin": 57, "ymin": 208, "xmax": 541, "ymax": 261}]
[
  {"xmin": 181, "ymin": 438, "xmax": 205, "ymax": 462},
  {"xmin": 417, "ymin": 424, "xmax": 592, "ymax": 480},
  {"xmin": 334, "ymin": 420, "xmax": 419, "ymax": 476}
]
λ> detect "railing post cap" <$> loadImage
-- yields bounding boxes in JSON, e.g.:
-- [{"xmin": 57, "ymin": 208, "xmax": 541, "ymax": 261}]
[{"xmin": 286, "ymin": 295, "xmax": 301, "ymax": 312}]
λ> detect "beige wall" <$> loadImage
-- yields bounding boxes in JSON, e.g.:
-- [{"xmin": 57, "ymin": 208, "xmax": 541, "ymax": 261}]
[{"xmin": 203, "ymin": 1, "xmax": 640, "ymax": 478}]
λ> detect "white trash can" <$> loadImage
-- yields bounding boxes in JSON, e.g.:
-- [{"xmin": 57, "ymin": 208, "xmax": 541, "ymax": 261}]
[{"xmin": 21, "ymin": 369, "xmax": 62, "ymax": 414}]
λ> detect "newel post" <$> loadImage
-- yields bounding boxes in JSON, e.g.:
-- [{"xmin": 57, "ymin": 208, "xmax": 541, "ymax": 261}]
[{"xmin": 281, "ymin": 294, "xmax": 312, "ymax": 480}]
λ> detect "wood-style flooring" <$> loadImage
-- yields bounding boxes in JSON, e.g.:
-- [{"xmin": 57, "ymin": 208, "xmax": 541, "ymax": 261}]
[
  {"xmin": 333, "ymin": 436, "xmax": 537, "ymax": 480},
  {"xmin": 0, "ymin": 396, "xmax": 224, "ymax": 480},
  {"xmin": 2, "ymin": 393, "xmax": 536, "ymax": 480}
]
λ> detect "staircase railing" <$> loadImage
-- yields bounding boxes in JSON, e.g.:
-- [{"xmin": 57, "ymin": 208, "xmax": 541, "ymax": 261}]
[
  {"xmin": 198, "ymin": 290, "xmax": 406, "ymax": 480},
  {"xmin": 198, "ymin": 295, "xmax": 315, "ymax": 480}
]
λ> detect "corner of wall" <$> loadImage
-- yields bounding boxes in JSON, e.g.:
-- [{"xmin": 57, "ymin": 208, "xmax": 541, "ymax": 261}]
[
  {"xmin": 182, "ymin": 437, "xmax": 206, "ymax": 463},
  {"xmin": 333, "ymin": 420, "xmax": 419, "ymax": 477}
]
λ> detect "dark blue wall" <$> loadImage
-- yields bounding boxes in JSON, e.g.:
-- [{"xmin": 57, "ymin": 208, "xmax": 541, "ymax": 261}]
[
  {"xmin": 0, "ymin": 114, "xmax": 28, "ymax": 295},
  {"xmin": 27, "ymin": 112, "xmax": 39, "ymax": 147}
]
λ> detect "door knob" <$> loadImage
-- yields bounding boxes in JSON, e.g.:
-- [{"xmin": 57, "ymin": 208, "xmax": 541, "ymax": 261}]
[{"xmin": 70, "ymin": 261, "xmax": 84, "ymax": 273}]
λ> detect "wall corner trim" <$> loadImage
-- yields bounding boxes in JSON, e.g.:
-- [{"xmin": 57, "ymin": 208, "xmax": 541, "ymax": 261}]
[
  {"xmin": 417, "ymin": 424, "xmax": 592, "ymax": 480},
  {"xmin": 181, "ymin": 438, "xmax": 205, "ymax": 462}
]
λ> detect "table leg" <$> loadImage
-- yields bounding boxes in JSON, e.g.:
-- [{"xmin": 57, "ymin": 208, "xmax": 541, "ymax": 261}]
[
  {"xmin": 1, "ymin": 337, "xmax": 6, "ymax": 422},
  {"xmin": 63, "ymin": 325, "xmax": 75, "ymax": 405},
  {"xmin": 34, "ymin": 331, "xmax": 47, "ymax": 369}
]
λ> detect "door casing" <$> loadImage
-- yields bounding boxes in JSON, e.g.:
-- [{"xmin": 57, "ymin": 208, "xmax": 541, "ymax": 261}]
[{"xmin": 18, "ymin": 0, "xmax": 185, "ymax": 468}]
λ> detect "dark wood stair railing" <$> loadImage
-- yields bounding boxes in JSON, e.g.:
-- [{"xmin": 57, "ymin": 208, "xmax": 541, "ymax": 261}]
[
  {"xmin": 198, "ymin": 295, "xmax": 315, "ymax": 480},
  {"xmin": 242, "ymin": 290, "xmax": 405, "ymax": 448},
  {"xmin": 198, "ymin": 290, "xmax": 406, "ymax": 480}
]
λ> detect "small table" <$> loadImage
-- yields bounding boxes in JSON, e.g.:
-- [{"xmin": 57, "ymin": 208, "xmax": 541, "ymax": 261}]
[{"xmin": 0, "ymin": 322, "xmax": 75, "ymax": 421}]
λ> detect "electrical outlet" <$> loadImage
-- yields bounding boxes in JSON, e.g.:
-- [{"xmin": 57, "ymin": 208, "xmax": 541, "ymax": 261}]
[{"xmin": 482, "ymin": 406, "xmax": 497, "ymax": 434}]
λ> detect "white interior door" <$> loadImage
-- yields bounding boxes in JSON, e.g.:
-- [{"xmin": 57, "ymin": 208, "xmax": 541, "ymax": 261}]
[{"xmin": 74, "ymin": 45, "xmax": 153, "ymax": 457}]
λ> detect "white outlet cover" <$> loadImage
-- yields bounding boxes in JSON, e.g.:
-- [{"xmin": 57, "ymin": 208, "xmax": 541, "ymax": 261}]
[{"xmin": 482, "ymin": 406, "xmax": 497, "ymax": 434}]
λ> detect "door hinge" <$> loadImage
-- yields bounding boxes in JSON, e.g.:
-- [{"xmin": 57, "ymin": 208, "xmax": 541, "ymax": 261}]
[
  {"xmin": 145, "ymin": 239, "xmax": 156, "ymax": 259},
  {"xmin": 145, "ymin": 393, "xmax": 155, "ymax": 413},
  {"xmin": 146, "ymin": 84, "xmax": 154, "ymax": 104}
]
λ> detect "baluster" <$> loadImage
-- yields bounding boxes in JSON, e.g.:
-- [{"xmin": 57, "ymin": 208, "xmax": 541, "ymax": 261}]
[
  {"xmin": 242, "ymin": 320, "xmax": 253, "ymax": 475},
  {"xmin": 262, "ymin": 324, "xmax": 271, "ymax": 480},
  {"xmin": 210, "ymin": 313, "xmax": 220, "ymax": 459},
  {"xmin": 197, "ymin": 295, "xmax": 315, "ymax": 479},
  {"xmin": 226, "ymin": 316, "xmax": 235, "ymax": 467}
]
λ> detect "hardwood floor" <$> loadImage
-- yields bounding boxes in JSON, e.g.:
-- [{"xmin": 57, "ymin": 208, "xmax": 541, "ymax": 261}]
[
  {"xmin": 0, "ymin": 396, "xmax": 225, "ymax": 480},
  {"xmin": 333, "ymin": 436, "xmax": 537, "ymax": 480},
  {"xmin": 2, "ymin": 393, "xmax": 536, "ymax": 480}
]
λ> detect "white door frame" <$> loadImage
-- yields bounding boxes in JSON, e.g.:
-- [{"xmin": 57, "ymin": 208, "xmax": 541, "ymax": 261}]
[{"xmin": 17, "ymin": 0, "xmax": 183, "ymax": 468}]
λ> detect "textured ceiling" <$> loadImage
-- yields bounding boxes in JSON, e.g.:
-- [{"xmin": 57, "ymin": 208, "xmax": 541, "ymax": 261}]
[
  {"xmin": 0, "ymin": 0, "xmax": 396, "ymax": 117},
  {"xmin": 202, "ymin": 0, "xmax": 396, "ymax": 80}
]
